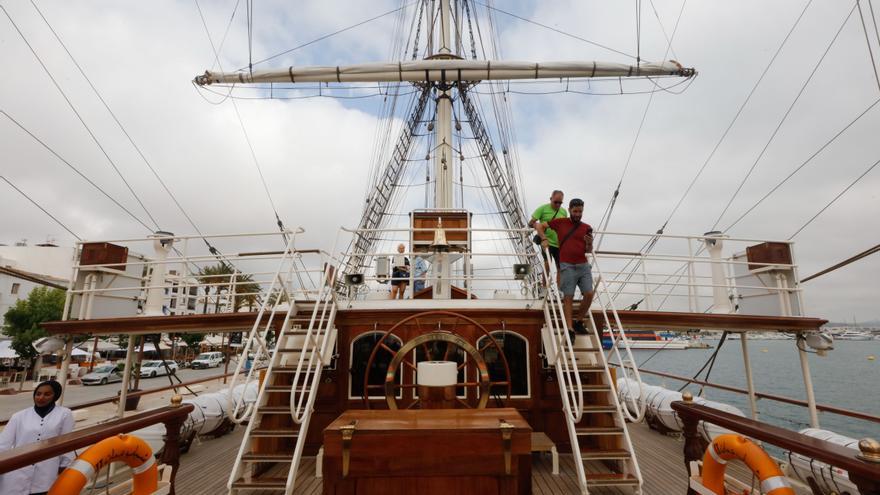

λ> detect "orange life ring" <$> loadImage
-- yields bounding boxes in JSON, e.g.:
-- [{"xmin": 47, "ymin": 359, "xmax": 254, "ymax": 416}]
[
  {"xmin": 701, "ymin": 434, "xmax": 795, "ymax": 495},
  {"xmin": 48, "ymin": 434, "xmax": 158, "ymax": 495}
]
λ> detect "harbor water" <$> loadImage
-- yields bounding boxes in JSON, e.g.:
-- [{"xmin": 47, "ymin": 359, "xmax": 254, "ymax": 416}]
[{"xmin": 628, "ymin": 339, "xmax": 879, "ymax": 441}]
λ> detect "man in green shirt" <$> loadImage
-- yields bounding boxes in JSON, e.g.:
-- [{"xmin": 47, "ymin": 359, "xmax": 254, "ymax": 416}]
[{"xmin": 529, "ymin": 190, "xmax": 568, "ymax": 272}]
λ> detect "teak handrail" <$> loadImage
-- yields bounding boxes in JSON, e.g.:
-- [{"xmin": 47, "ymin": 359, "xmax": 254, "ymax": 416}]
[
  {"xmin": 671, "ymin": 399, "xmax": 880, "ymax": 495},
  {"xmin": 0, "ymin": 399, "xmax": 193, "ymax": 495}
]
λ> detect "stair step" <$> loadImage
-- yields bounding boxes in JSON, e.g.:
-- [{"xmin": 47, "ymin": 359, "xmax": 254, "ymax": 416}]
[
  {"xmin": 241, "ymin": 452, "xmax": 294, "ymax": 462},
  {"xmin": 265, "ymin": 385, "xmax": 307, "ymax": 393},
  {"xmin": 581, "ymin": 448, "xmax": 632, "ymax": 461},
  {"xmin": 580, "ymin": 384, "xmax": 612, "ymax": 392},
  {"xmin": 272, "ymin": 366, "xmax": 317, "ymax": 373},
  {"xmin": 578, "ymin": 366, "xmax": 606, "ymax": 373},
  {"xmin": 250, "ymin": 428, "xmax": 300, "ymax": 438},
  {"xmin": 257, "ymin": 406, "xmax": 292, "ymax": 414},
  {"xmin": 584, "ymin": 473, "xmax": 640, "ymax": 487},
  {"xmin": 575, "ymin": 426, "xmax": 624, "ymax": 436},
  {"xmin": 582, "ymin": 405, "xmax": 618, "ymax": 413},
  {"xmin": 230, "ymin": 477, "xmax": 288, "ymax": 489}
]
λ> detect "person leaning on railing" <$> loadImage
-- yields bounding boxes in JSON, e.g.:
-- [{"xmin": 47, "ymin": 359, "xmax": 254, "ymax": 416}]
[
  {"xmin": 0, "ymin": 380, "xmax": 74, "ymax": 495},
  {"xmin": 536, "ymin": 198, "xmax": 594, "ymax": 335}
]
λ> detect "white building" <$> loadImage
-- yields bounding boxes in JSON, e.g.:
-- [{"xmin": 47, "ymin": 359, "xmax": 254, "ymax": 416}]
[{"xmin": 0, "ymin": 243, "xmax": 74, "ymax": 319}]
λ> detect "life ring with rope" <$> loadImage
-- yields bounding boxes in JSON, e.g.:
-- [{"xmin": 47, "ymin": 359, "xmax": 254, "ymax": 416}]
[
  {"xmin": 701, "ymin": 434, "xmax": 795, "ymax": 495},
  {"xmin": 48, "ymin": 433, "xmax": 158, "ymax": 495}
]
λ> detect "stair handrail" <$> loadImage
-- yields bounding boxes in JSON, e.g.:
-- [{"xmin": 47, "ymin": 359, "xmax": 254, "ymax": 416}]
[
  {"xmin": 289, "ymin": 261, "xmax": 337, "ymax": 424},
  {"xmin": 540, "ymin": 246, "xmax": 584, "ymax": 424},
  {"xmin": 589, "ymin": 255, "xmax": 648, "ymax": 423},
  {"xmin": 226, "ymin": 228, "xmax": 302, "ymax": 424}
]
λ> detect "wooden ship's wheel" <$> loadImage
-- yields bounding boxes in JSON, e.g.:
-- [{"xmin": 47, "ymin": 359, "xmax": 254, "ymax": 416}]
[{"xmin": 362, "ymin": 311, "xmax": 512, "ymax": 409}]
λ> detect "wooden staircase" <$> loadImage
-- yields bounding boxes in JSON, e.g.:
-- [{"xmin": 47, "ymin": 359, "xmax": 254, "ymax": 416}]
[{"xmin": 228, "ymin": 290, "xmax": 337, "ymax": 494}]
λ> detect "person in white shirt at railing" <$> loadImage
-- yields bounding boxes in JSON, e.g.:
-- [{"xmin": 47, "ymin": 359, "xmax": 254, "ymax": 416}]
[
  {"xmin": 0, "ymin": 380, "xmax": 75, "ymax": 495},
  {"xmin": 389, "ymin": 243, "xmax": 410, "ymax": 299},
  {"xmin": 536, "ymin": 198, "xmax": 594, "ymax": 335}
]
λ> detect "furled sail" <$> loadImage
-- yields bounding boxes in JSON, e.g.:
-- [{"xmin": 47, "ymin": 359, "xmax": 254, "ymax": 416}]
[{"xmin": 195, "ymin": 59, "xmax": 694, "ymax": 85}]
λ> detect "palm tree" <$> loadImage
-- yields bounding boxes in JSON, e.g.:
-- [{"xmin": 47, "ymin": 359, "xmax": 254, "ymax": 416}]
[
  {"xmin": 199, "ymin": 263, "xmax": 234, "ymax": 313},
  {"xmin": 232, "ymin": 274, "xmax": 261, "ymax": 312}
]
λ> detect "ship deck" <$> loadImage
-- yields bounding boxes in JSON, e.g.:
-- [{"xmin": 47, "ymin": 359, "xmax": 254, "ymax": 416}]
[{"xmin": 175, "ymin": 421, "xmax": 781, "ymax": 495}]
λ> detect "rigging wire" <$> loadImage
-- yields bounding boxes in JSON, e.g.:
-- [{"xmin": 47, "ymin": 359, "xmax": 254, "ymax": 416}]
[
  {"xmin": 710, "ymin": 3, "xmax": 857, "ymax": 231},
  {"xmin": 194, "ymin": 0, "xmax": 289, "ymax": 242},
  {"xmin": 0, "ymin": 176, "xmax": 82, "ymax": 241},
  {"xmin": 723, "ymin": 96, "xmax": 880, "ymax": 232},
  {"xmin": 595, "ymin": 0, "xmax": 686, "ymax": 249},
  {"xmin": 857, "ymin": 0, "xmax": 880, "ymax": 92},
  {"xmin": 788, "ymin": 156, "xmax": 880, "ymax": 239},
  {"xmin": 1, "ymin": 110, "xmax": 153, "ymax": 232},
  {"xmin": 473, "ymin": 1, "xmax": 638, "ymax": 60},
  {"xmin": 800, "ymin": 243, "xmax": 880, "ymax": 283},
  {"xmin": 29, "ymin": 0, "xmax": 229, "ymax": 256},
  {"xmin": 239, "ymin": 2, "xmax": 417, "ymax": 70},
  {"xmin": 660, "ymin": 0, "xmax": 814, "ymax": 232},
  {"xmin": 1, "ymin": 4, "xmax": 162, "ymax": 231}
]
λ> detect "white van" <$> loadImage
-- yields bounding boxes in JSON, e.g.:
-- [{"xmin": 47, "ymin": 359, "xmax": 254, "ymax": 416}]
[{"xmin": 191, "ymin": 351, "xmax": 223, "ymax": 369}]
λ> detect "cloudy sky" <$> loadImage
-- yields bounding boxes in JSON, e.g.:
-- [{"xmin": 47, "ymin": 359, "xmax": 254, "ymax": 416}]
[{"xmin": 0, "ymin": 0, "xmax": 877, "ymax": 321}]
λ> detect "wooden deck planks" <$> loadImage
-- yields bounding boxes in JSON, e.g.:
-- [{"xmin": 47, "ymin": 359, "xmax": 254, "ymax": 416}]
[{"xmin": 174, "ymin": 421, "xmax": 796, "ymax": 495}]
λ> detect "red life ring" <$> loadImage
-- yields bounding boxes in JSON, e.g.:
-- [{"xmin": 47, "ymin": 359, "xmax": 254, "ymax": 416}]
[
  {"xmin": 702, "ymin": 434, "xmax": 795, "ymax": 495},
  {"xmin": 49, "ymin": 434, "xmax": 158, "ymax": 495}
]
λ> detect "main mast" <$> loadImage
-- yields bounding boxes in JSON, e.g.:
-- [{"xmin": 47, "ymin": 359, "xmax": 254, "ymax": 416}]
[
  {"xmin": 434, "ymin": 0, "xmax": 454, "ymax": 208},
  {"xmin": 193, "ymin": 1, "xmax": 695, "ymax": 294}
]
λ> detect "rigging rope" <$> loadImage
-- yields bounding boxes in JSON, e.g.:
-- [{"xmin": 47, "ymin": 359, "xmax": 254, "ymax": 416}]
[
  {"xmin": 29, "ymin": 0, "xmax": 231, "ymax": 258},
  {"xmin": 800, "ymin": 243, "xmax": 880, "ymax": 283},
  {"xmin": 194, "ymin": 0, "xmax": 290, "ymax": 244},
  {"xmin": 710, "ymin": 3, "xmax": 857, "ymax": 231},
  {"xmin": 239, "ymin": 2, "xmax": 417, "ymax": 70},
  {"xmin": 1, "ymin": 4, "xmax": 162, "ymax": 231},
  {"xmin": 857, "ymin": 0, "xmax": 880, "ymax": 92},
  {"xmin": 1, "ymin": 111, "xmax": 153, "ymax": 232},
  {"xmin": 788, "ymin": 155, "xmax": 880, "ymax": 239},
  {"xmin": 0, "ymin": 176, "xmax": 82, "ymax": 241},
  {"xmin": 473, "ymin": 1, "xmax": 638, "ymax": 60},
  {"xmin": 723, "ymin": 96, "xmax": 880, "ymax": 232}
]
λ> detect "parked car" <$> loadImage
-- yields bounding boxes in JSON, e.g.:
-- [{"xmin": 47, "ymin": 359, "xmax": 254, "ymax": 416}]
[
  {"xmin": 82, "ymin": 365, "xmax": 123, "ymax": 386},
  {"xmin": 139, "ymin": 360, "xmax": 178, "ymax": 378},
  {"xmin": 191, "ymin": 352, "xmax": 223, "ymax": 369}
]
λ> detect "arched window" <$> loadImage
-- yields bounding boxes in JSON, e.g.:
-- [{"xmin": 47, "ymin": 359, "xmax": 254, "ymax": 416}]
[
  {"xmin": 349, "ymin": 332, "xmax": 402, "ymax": 399},
  {"xmin": 477, "ymin": 331, "xmax": 529, "ymax": 397}
]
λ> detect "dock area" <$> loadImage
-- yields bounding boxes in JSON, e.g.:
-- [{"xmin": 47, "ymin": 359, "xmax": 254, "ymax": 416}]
[{"xmin": 174, "ymin": 421, "xmax": 770, "ymax": 494}]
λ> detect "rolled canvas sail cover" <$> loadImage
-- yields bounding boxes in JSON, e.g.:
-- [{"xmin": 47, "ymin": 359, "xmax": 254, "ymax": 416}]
[{"xmin": 195, "ymin": 59, "xmax": 694, "ymax": 85}]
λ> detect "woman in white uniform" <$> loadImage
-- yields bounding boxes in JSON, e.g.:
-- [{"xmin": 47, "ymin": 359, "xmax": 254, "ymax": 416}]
[{"xmin": 0, "ymin": 380, "xmax": 75, "ymax": 495}]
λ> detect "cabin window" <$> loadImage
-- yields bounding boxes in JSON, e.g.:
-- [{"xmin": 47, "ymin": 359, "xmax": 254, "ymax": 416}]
[
  {"xmin": 349, "ymin": 332, "xmax": 402, "ymax": 399},
  {"xmin": 477, "ymin": 331, "xmax": 529, "ymax": 398},
  {"xmin": 10, "ymin": 283, "xmax": 20, "ymax": 295}
]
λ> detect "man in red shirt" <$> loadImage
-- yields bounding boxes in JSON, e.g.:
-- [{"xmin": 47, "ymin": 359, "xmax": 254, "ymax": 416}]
[{"xmin": 536, "ymin": 198, "xmax": 594, "ymax": 334}]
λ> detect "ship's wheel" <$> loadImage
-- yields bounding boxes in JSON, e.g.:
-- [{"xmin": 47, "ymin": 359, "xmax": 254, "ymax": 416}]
[{"xmin": 362, "ymin": 311, "xmax": 512, "ymax": 409}]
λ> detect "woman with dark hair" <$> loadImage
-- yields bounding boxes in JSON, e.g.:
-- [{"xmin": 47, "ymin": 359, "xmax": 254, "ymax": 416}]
[{"xmin": 0, "ymin": 380, "xmax": 75, "ymax": 495}]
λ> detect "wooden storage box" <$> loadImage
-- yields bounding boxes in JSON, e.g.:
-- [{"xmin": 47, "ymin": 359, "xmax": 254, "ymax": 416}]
[
  {"xmin": 323, "ymin": 408, "xmax": 531, "ymax": 495},
  {"xmin": 745, "ymin": 242, "xmax": 792, "ymax": 271},
  {"xmin": 80, "ymin": 242, "xmax": 129, "ymax": 267}
]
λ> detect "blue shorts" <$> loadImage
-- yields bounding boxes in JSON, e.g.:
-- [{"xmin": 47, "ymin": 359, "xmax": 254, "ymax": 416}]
[{"xmin": 559, "ymin": 262, "xmax": 593, "ymax": 297}]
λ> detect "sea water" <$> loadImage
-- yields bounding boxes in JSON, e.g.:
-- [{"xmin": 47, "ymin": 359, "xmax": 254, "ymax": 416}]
[{"xmin": 627, "ymin": 339, "xmax": 880, "ymax": 440}]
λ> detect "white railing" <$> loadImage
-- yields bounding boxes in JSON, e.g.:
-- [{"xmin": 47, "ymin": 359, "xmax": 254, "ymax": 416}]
[{"xmin": 336, "ymin": 225, "xmax": 542, "ymax": 300}]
